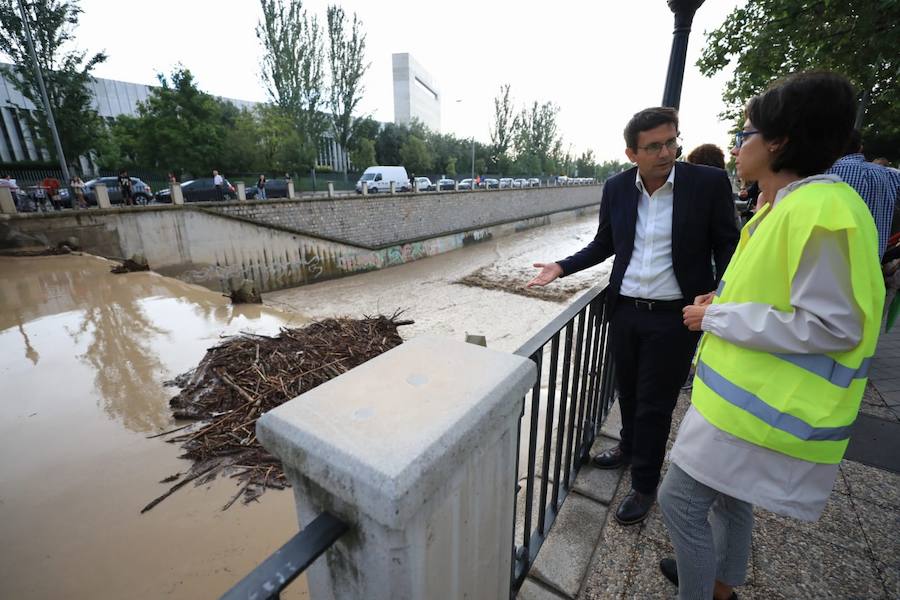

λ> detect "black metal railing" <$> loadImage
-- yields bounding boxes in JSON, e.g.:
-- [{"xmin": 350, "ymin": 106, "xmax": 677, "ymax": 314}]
[
  {"xmin": 220, "ymin": 511, "xmax": 348, "ymax": 600},
  {"xmin": 510, "ymin": 282, "xmax": 615, "ymax": 593}
]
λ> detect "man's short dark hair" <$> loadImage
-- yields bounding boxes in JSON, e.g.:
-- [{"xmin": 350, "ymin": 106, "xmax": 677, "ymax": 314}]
[
  {"xmin": 624, "ymin": 107, "xmax": 679, "ymax": 150},
  {"xmin": 747, "ymin": 71, "xmax": 856, "ymax": 177},
  {"xmin": 686, "ymin": 144, "xmax": 726, "ymax": 169}
]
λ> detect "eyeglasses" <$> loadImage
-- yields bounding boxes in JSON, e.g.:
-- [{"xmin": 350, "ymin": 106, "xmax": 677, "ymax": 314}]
[
  {"xmin": 637, "ymin": 136, "xmax": 682, "ymax": 155},
  {"xmin": 734, "ymin": 129, "xmax": 760, "ymax": 149}
]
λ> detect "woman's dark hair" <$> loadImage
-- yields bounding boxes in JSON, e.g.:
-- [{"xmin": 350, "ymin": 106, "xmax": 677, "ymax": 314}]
[
  {"xmin": 686, "ymin": 144, "xmax": 726, "ymax": 169},
  {"xmin": 624, "ymin": 107, "xmax": 679, "ymax": 150},
  {"xmin": 747, "ymin": 71, "xmax": 856, "ymax": 176}
]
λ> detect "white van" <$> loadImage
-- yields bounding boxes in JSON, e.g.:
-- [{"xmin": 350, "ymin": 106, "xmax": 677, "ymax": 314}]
[{"xmin": 355, "ymin": 166, "xmax": 411, "ymax": 193}]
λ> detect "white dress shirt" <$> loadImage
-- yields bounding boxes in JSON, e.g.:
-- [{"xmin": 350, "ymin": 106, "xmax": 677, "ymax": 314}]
[
  {"xmin": 619, "ymin": 164, "xmax": 682, "ymax": 300},
  {"xmin": 214, "ymin": 174, "xmax": 224, "ymax": 186}
]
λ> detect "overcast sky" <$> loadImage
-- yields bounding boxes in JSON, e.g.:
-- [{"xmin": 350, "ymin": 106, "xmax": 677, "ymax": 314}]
[{"xmin": 72, "ymin": 0, "xmax": 741, "ymax": 163}]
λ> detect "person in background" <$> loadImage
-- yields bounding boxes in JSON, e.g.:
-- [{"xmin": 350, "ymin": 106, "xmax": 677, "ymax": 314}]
[
  {"xmin": 167, "ymin": 172, "xmax": 177, "ymax": 184},
  {"xmin": 256, "ymin": 174, "xmax": 267, "ymax": 200},
  {"xmin": 118, "ymin": 170, "xmax": 134, "ymax": 206},
  {"xmin": 213, "ymin": 169, "xmax": 224, "ymax": 201},
  {"xmin": 70, "ymin": 175, "xmax": 86, "ymax": 209},
  {"xmin": 41, "ymin": 176, "xmax": 61, "ymax": 210},
  {"xmin": 686, "ymin": 144, "xmax": 726, "ymax": 170},
  {"xmin": 658, "ymin": 71, "xmax": 885, "ymax": 600},
  {"xmin": 826, "ymin": 130, "xmax": 900, "ymax": 258}
]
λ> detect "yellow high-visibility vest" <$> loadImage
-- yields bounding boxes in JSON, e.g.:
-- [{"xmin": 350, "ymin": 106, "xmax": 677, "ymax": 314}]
[{"xmin": 692, "ymin": 181, "xmax": 884, "ymax": 464}]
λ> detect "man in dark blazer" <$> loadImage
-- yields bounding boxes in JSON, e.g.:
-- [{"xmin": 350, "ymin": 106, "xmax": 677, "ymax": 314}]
[{"xmin": 527, "ymin": 107, "xmax": 739, "ymax": 525}]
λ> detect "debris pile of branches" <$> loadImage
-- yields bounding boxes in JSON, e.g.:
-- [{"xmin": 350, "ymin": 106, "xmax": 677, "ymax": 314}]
[{"xmin": 143, "ymin": 313, "xmax": 412, "ymax": 513}]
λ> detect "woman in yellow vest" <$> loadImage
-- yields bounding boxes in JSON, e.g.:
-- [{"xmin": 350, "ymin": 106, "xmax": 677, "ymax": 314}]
[{"xmin": 656, "ymin": 71, "xmax": 885, "ymax": 600}]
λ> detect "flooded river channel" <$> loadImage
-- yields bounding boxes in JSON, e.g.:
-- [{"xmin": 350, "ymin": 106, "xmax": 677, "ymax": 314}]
[{"xmin": 0, "ymin": 212, "xmax": 606, "ymax": 599}]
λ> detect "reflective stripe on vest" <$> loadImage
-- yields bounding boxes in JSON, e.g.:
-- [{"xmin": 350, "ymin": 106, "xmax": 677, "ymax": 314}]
[
  {"xmin": 773, "ymin": 353, "xmax": 872, "ymax": 388},
  {"xmin": 696, "ymin": 360, "xmax": 854, "ymax": 442},
  {"xmin": 715, "ymin": 279, "xmax": 726, "ymax": 297}
]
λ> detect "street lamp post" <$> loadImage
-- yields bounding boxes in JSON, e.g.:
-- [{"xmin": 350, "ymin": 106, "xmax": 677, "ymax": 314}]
[
  {"xmin": 661, "ymin": 0, "xmax": 705, "ymax": 110},
  {"xmin": 17, "ymin": 0, "xmax": 70, "ymax": 182}
]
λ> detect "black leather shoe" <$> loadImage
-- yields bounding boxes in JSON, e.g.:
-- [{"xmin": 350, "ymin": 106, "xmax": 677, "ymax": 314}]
[
  {"xmin": 659, "ymin": 557, "xmax": 678, "ymax": 586},
  {"xmin": 591, "ymin": 445, "xmax": 630, "ymax": 469},
  {"xmin": 614, "ymin": 489, "xmax": 655, "ymax": 525}
]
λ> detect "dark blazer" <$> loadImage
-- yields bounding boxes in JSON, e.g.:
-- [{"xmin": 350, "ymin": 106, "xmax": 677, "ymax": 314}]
[{"xmin": 557, "ymin": 162, "xmax": 739, "ymax": 307}]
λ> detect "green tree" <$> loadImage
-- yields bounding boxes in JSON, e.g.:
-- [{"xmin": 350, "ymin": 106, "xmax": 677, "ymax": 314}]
[
  {"xmin": 595, "ymin": 159, "xmax": 631, "ymax": 181},
  {"xmin": 326, "ymin": 4, "xmax": 369, "ymax": 180},
  {"xmin": 698, "ymin": 0, "xmax": 900, "ymax": 161},
  {"xmin": 122, "ymin": 67, "xmax": 226, "ymax": 176},
  {"xmin": 490, "ymin": 84, "xmax": 515, "ymax": 172},
  {"xmin": 445, "ymin": 156, "xmax": 457, "ymax": 177},
  {"xmin": 257, "ymin": 0, "xmax": 327, "ymax": 170},
  {"xmin": 513, "ymin": 101, "xmax": 562, "ymax": 175},
  {"xmin": 0, "ymin": 0, "xmax": 107, "ymax": 167},
  {"xmin": 350, "ymin": 137, "xmax": 375, "ymax": 168},
  {"xmin": 399, "ymin": 135, "xmax": 432, "ymax": 174},
  {"xmin": 375, "ymin": 122, "xmax": 407, "ymax": 165},
  {"xmin": 575, "ymin": 149, "xmax": 595, "ymax": 178}
]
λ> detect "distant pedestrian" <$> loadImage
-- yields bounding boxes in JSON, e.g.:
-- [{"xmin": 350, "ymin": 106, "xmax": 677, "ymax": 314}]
[
  {"xmin": 167, "ymin": 172, "xmax": 177, "ymax": 184},
  {"xmin": 686, "ymin": 144, "xmax": 726, "ymax": 170},
  {"xmin": 213, "ymin": 169, "xmax": 224, "ymax": 201},
  {"xmin": 118, "ymin": 170, "xmax": 134, "ymax": 206},
  {"xmin": 70, "ymin": 176, "xmax": 87, "ymax": 209},
  {"xmin": 41, "ymin": 176, "xmax": 61, "ymax": 210},
  {"xmin": 256, "ymin": 175, "xmax": 267, "ymax": 200}
]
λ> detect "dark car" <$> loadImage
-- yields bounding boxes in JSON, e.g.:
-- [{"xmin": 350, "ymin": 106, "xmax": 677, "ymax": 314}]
[
  {"xmin": 479, "ymin": 178, "xmax": 500, "ymax": 189},
  {"xmin": 437, "ymin": 178, "xmax": 456, "ymax": 190},
  {"xmin": 245, "ymin": 179, "xmax": 291, "ymax": 200},
  {"xmin": 155, "ymin": 178, "xmax": 236, "ymax": 203},
  {"xmin": 84, "ymin": 176, "xmax": 153, "ymax": 206}
]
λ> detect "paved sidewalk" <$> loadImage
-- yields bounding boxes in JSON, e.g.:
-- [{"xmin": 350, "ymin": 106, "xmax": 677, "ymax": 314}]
[{"xmin": 518, "ymin": 323, "xmax": 900, "ymax": 600}]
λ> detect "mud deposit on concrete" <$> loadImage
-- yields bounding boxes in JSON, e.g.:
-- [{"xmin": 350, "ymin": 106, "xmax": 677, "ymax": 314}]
[{"xmin": 456, "ymin": 264, "xmax": 593, "ymax": 302}]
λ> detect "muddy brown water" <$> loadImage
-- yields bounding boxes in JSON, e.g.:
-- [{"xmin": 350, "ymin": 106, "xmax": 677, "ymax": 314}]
[
  {"xmin": 0, "ymin": 212, "xmax": 607, "ymax": 599},
  {"xmin": 0, "ymin": 254, "xmax": 310, "ymax": 599}
]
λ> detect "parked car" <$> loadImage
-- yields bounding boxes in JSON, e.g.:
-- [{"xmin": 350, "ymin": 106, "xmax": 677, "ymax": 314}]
[
  {"xmin": 528, "ymin": 177, "xmax": 541, "ymax": 187},
  {"xmin": 512, "ymin": 178, "xmax": 529, "ymax": 188},
  {"xmin": 437, "ymin": 178, "xmax": 456, "ymax": 190},
  {"xmin": 155, "ymin": 178, "xmax": 236, "ymax": 203},
  {"xmin": 83, "ymin": 176, "xmax": 153, "ymax": 206},
  {"xmin": 245, "ymin": 179, "xmax": 291, "ymax": 200},
  {"xmin": 355, "ymin": 165, "xmax": 411, "ymax": 193},
  {"xmin": 499, "ymin": 177, "xmax": 514, "ymax": 189},
  {"xmin": 414, "ymin": 176, "xmax": 435, "ymax": 191},
  {"xmin": 480, "ymin": 178, "xmax": 500, "ymax": 189},
  {"xmin": 458, "ymin": 178, "xmax": 476, "ymax": 190}
]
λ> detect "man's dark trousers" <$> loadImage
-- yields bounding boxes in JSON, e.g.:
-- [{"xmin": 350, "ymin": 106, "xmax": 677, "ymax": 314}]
[{"xmin": 610, "ymin": 298, "xmax": 700, "ymax": 494}]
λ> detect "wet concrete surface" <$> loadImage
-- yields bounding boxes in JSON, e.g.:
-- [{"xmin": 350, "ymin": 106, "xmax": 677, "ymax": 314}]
[{"xmin": 0, "ymin": 212, "xmax": 607, "ymax": 599}]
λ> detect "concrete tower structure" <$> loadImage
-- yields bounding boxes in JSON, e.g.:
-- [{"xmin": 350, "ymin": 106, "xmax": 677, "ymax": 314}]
[{"xmin": 392, "ymin": 53, "xmax": 440, "ymax": 131}]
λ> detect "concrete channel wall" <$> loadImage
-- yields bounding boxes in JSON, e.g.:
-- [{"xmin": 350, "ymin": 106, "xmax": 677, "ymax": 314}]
[{"xmin": 0, "ymin": 186, "xmax": 601, "ymax": 293}]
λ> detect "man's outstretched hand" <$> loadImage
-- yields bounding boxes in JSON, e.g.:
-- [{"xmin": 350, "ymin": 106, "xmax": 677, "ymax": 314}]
[{"xmin": 526, "ymin": 262, "xmax": 563, "ymax": 288}]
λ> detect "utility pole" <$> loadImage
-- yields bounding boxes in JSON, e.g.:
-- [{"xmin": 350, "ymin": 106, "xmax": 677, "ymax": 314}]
[{"xmin": 18, "ymin": 0, "xmax": 70, "ymax": 182}]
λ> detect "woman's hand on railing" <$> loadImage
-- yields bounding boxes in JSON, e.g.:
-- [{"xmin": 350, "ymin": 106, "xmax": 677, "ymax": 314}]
[{"xmin": 526, "ymin": 262, "xmax": 563, "ymax": 288}]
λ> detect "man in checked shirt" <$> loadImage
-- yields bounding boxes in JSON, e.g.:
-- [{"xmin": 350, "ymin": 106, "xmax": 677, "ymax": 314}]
[{"xmin": 826, "ymin": 129, "xmax": 900, "ymax": 259}]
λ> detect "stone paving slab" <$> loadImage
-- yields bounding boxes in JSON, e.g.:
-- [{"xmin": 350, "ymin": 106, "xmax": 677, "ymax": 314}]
[
  {"xmin": 530, "ymin": 493, "xmax": 608, "ymax": 597},
  {"xmin": 517, "ymin": 577, "xmax": 568, "ymax": 600}
]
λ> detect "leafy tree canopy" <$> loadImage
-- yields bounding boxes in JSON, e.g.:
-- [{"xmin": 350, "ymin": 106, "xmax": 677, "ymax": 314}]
[{"xmin": 698, "ymin": 0, "xmax": 900, "ymax": 161}]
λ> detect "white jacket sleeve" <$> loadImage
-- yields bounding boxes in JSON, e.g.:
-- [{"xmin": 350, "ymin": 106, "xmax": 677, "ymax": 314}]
[{"xmin": 700, "ymin": 228, "xmax": 863, "ymax": 354}]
